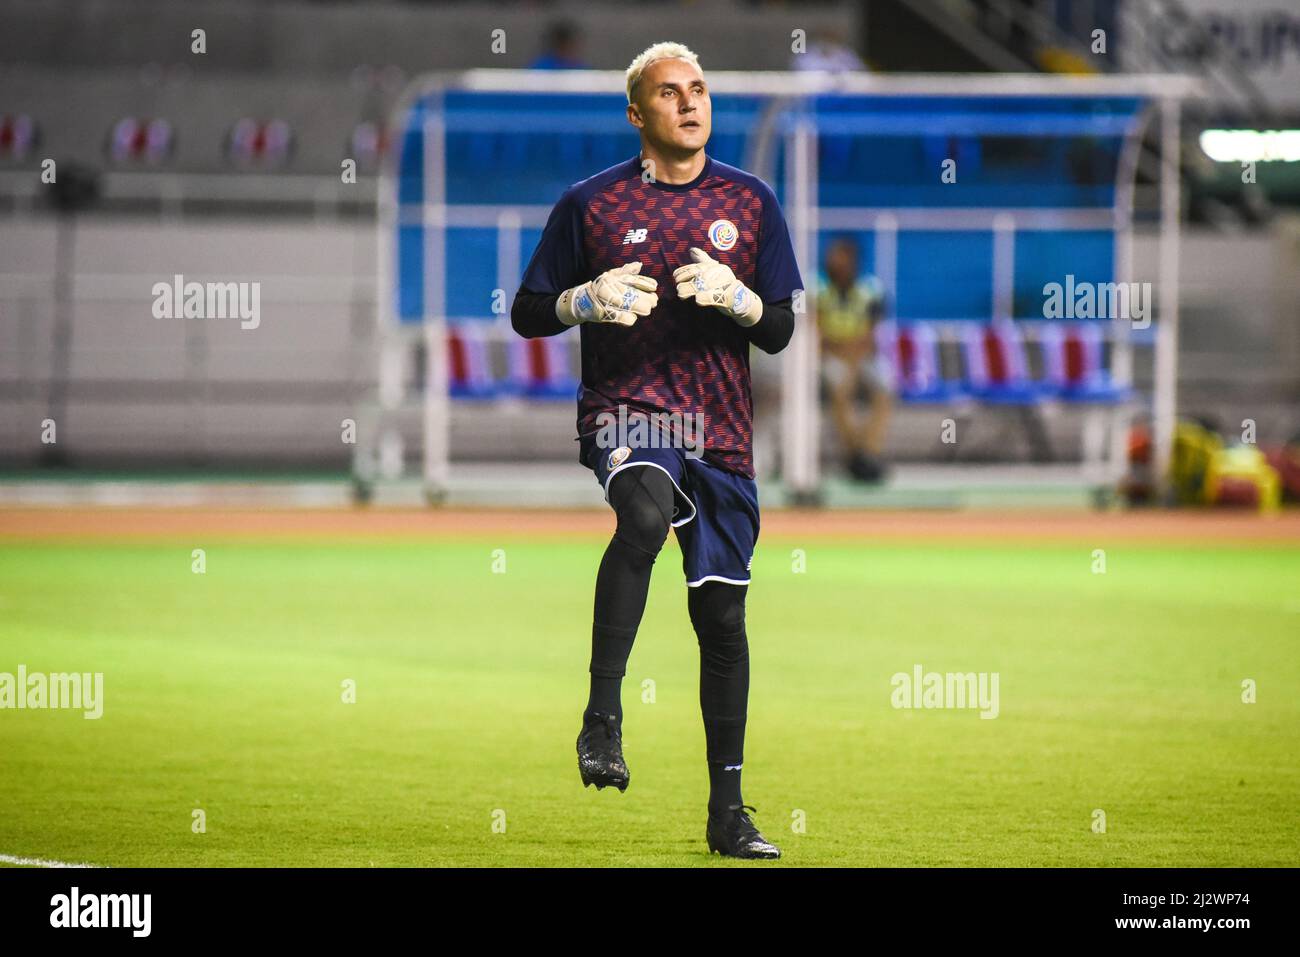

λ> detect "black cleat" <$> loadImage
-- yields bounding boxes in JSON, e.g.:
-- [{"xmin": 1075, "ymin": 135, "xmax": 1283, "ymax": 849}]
[
  {"xmin": 576, "ymin": 711, "xmax": 629, "ymax": 792},
  {"xmin": 706, "ymin": 804, "xmax": 781, "ymax": 860}
]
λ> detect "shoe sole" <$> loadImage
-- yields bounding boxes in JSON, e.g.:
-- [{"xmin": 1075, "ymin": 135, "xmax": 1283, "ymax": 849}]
[
  {"xmin": 579, "ymin": 768, "xmax": 628, "ymax": 792},
  {"xmin": 706, "ymin": 832, "xmax": 781, "ymax": 859}
]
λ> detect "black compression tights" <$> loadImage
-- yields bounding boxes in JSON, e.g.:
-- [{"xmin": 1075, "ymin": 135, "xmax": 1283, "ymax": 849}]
[
  {"xmin": 585, "ymin": 466, "xmax": 751, "ymax": 811},
  {"xmin": 586, "ymin": 466, "xmax": 674, "ymax": 719}
]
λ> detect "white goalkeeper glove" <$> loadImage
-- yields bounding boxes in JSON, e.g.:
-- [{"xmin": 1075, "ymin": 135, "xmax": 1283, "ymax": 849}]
[
  {"xmin": 672, "ymin": 246, "xmax": 763, "ymax": 327},
  {"xmin": 555, "ymin": 262, "xmax": 658, "ymax": 328}
]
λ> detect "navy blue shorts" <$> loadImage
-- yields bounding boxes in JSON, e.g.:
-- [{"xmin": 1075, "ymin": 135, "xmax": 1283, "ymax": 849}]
[{"xmin": 583, "ymin": 439, "xmax": 760, "ymax": 587}]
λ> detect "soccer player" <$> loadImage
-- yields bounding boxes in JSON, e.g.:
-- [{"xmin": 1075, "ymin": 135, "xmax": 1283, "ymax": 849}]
[{"xmin": 511, "ymin": 42, "xmax": 800, "ymax": 860}]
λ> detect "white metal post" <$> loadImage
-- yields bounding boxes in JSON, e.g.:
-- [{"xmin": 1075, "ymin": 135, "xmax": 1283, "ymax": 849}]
[
  {"xmin": 496, "ymin": 209, "xmax": 522, "ymax": 328},
  {"xmin": 1153, "ymin": 98, "xmax": 1182, "ymax": 496},
  {"xmin": 423, "ymin": 110, "xmax": 450, "ymax": 499},
  {"xmin": 873, "ymin": 213, "xmax": 898, "ymax": 318},
  {"xmin": 1109, "ymin": 110, "xmax": 1145, "ymax": 489},
  {"xmin": 992, "ymin": 212, "xmax": 1016, "ymax": 324},
  {"xmin": 782, "ymin": 120, "xmax": 820, "ymax": 501}
]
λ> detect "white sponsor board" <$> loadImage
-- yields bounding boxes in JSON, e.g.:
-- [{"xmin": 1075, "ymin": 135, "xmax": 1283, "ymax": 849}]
[{"xmin": 1119, "ymin": 0, "xmax": 1300, "ymax": 108}]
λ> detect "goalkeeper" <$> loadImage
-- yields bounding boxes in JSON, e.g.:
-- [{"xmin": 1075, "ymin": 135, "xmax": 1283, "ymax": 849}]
[{"xmin": 511, "ymin": 42, "xmax": 800, "ymax": 859}]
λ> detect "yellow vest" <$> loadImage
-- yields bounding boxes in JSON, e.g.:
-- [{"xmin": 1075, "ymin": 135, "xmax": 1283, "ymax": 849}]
[{"xmin": 816, "ymin": 277, "xmax": 884, "ymax": 344}]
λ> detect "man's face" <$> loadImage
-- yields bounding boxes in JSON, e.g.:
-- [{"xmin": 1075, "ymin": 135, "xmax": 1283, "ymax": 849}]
[
  {"xmin": 628, "ymin": 57, "xmax": 711, "ymax": 158},
  {"xmin": 826, "ymin": 243, "xmax": 858, "ymax": 286}
]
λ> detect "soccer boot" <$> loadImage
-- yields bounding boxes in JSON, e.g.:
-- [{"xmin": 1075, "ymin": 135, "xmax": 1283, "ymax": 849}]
[
  {"xmin": 706, "ymin": 804, "xmax": 781, "ymax": 860},
  {"xmin": 576, "ymin": 711, "xmax": 629, "ymax": 792}
]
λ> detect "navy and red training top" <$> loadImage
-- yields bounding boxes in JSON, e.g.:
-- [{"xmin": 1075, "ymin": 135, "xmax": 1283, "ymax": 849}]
[{"xmin": 512, "ymin": 153, "xmax": 802, "ymax": 479}]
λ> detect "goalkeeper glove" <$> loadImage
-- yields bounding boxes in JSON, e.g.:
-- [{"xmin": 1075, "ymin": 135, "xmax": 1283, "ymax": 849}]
[
  {"xmin": 555, "ymin": 262, "xmax": 658, "ymax": 328},
  {"xmin": 672, "ymin": 246, "xmax": 763, "ymax": 327}
]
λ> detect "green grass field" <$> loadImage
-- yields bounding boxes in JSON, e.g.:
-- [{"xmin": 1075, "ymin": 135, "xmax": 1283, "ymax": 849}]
[{"xmin": 2, "ymin": 530, "xmax": 1297, "ymax": 866}]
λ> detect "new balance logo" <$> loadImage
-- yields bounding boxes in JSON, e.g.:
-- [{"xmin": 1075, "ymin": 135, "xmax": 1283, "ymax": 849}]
[{"xmin": 622, "ymin": 228, "xmax": 648, "ymax": 245}]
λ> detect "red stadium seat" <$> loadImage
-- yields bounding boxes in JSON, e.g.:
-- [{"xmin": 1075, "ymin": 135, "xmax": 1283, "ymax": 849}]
[
  {"xmin": 960, "ymin": 319, "xmax": 1044, "ymax": 404},
  {"xmin": 874, "ymin": 320, "xmax": 968, "ymax": 403},
  {"xmin": 1038, "ymin": 322, "xmax": 1130, "ymax": 403},
  {"xmin": 505, "ymin": 333, "xmax": 578, "ymax": 399},
  {"xmin": 447, "ymin": 325, "xmax": 497, "ymax": 399}
]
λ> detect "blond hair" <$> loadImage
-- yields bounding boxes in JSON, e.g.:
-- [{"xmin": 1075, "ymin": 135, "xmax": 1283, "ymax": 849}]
[{"xmin": 625, "ymin": 42, "xmax": 702, "ymax": 105}]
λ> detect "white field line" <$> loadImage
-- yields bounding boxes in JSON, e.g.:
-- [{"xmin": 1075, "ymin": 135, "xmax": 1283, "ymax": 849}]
[{"xmin": 0, "ymin": 854, "xmax": 100, "ymax": 868}]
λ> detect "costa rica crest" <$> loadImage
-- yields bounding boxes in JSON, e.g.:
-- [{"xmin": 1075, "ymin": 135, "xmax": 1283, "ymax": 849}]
[{"xmin": 707, "ymin": 219, "xmax": 738, "ymax": 252}]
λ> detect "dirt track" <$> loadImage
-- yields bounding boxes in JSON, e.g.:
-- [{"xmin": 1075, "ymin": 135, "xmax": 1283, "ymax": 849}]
[{"xmin": 1, "ymin": 507, "xmax": 1297, "ymax": 544}]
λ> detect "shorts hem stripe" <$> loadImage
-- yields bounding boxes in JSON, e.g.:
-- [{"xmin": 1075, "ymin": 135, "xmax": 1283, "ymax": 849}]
[{"xmin": 685, "ymin": 574, "xmax": 751, "ymax": 587}]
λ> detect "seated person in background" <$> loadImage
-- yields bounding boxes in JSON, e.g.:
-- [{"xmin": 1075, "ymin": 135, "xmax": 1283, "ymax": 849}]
[{"xmin": 816, "ymin": 237, "xmax": 893, "ymax": 482}]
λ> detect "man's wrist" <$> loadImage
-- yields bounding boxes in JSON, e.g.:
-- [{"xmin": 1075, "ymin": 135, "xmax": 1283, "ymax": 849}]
[
  {"xmin": 729, "ymin": 284, "xmax": 763, "ymax": 327},
  {"xmin": 555, "ymin": 285, "xmax": 590, "ymax": 326}
]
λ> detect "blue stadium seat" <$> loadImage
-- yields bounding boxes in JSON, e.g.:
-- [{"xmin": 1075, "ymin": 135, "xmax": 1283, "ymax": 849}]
[
  {"xmin": 447, "ymin": 324, "xmax": 498, "ymax": 400},
  {"xmin": 504, "ymin": 334, "xmax": 579, "ymax": 400},
  {"xmin": 959, "ymin": 319, "xmax": 1049, "ymax": 404},
  {"xmin": 874, "ymin": 320, "xmax": 970, "ymax": 403},
  {"xmin": 1038, "ymin": 322, "xmax": 1131, "ymax": 403}
]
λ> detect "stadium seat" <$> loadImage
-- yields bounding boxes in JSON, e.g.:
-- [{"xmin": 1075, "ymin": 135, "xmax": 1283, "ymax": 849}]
[
  {"xmin": 1038, "ymin": 321, "xmax": 1136, "ymax": 477},
  {"xmin": 226, "ymin": 118, "xmax": 293, "ymax": 169},
  {"xmin": 959, "ymin": 319, "xmax": 1046, "ymax": 404},
  {"xmin": 959, "ymin": 319, "xmax": 1053, "ymax": 461},
  {"xmin": 505, "ymin": 333, "xmax": 579, "ymax": 400},
  {"xmin": 109, "ymin": 117, "xmax": 174, "ymax": 165},
  {"xmin": 0, "ymin": 113, "xmax": 38, "ymax": 161},
  {"xmin": 1038, "ymin": 322, "xmax": 1130, "ymax": 403},
  {"xmin": 447, "ymin": 324, "xmax": 497, "ymax": 399},
  {"xmin": 874, "ymin": 320, "xmax": 969, "ymax": 403}
]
